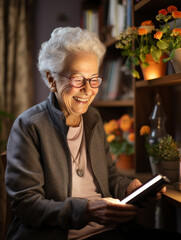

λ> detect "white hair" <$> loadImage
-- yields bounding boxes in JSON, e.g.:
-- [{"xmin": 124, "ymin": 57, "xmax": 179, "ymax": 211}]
[{"xmin": 37, "ymin": 27, "xmax": 106, "ymax": 86}]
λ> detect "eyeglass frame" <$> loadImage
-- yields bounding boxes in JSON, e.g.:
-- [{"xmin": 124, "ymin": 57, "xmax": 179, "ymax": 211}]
[{"xmin": 53, "ymin": 72, "xmax": 103, "ymax": 88}]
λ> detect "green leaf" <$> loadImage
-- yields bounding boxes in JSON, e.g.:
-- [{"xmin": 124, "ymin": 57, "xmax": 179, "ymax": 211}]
[
  {"xmin": 170, "ymin": 49, "xmax": 175, "ymax": 59},
  {"xmin": 150, "ymin": 46, "xmax": 162, "ymax": 62},
  {"xmin": 133, "ymin": 56, "xmax": 140, "ymax": 66},
  {"xmin": 141, "ymin": 62, "xmax": 149, "ymax": 68},
  {"xmin": 162, "ymin": 57, "xmax": 171, "ymax": 63},
  {"xmin": 132, "ymin": 69, "xmax": 140, "ymax": 79},
  {"xmin": 140, "ymin": 53, "xmax": 146, "ymax": 62},
  {"xmin": 143, "ymin": 45, "xmax": 149, "ymax": 54},
  {"xmin": 125, "ymin": 57, "xmax": 132, "ymax": 69},
  {"xmin": 157, "ymin": 41, "xmax": 169, "ymax": 50}
]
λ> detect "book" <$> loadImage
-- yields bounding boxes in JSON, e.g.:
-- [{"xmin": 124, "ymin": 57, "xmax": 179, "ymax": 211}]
[
  {"xmin": 107, "ymin": 0, "xmax": 126, "ymax": 38},
  {"xmin": 126, "ymin": 0, "xmax": 132, "ymax": 27},
  {"xmin": 120, "ymin": 174, "xmax": 170, "ymax": 205}
]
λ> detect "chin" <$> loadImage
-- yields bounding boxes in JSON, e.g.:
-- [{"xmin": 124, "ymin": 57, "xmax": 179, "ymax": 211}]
[{"xmin": 74, "ymin": 107, "xmax": 89, "ymax": 115}]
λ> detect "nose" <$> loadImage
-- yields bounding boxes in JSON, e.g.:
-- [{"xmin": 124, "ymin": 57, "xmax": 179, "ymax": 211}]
[{"xmin": 80, "ymin": 81, "xmax": 93, "ymax": 95}]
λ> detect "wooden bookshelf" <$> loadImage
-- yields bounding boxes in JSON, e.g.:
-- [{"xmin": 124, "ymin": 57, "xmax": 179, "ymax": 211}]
[
  {"xmin": 93, "ymin": 99, "xmax": 134, "ymax": 107},
  {"xmin": 81, "ymin": 0, "xmax": 181, "ymax": 173},
  {"xmin": 163, "ymin": 185, "xmax": 181, "ymax": 209},
  {"xmin": 134, "ymin": 0, "xmax": 151, "ymax": 12},
  {"xmin": 136, "ymin": 73, "xmax": 181, "ymax": 88},
  {"xmin": 103, "ymin": 38, "xmax": 117, "ymax": 48}
]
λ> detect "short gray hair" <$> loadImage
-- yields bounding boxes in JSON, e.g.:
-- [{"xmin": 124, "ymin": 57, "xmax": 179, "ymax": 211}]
[{"xmin": 37, "ymin": 27, "xmax": 106, "ymax": 86}]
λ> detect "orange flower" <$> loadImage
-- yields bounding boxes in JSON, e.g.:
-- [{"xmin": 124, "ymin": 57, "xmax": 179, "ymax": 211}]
[
  {"xmin": 141, "ymin": 20, "xmax": 154, "ymax": 26},
  {"xmin": 131, "ymin": 26, "xmax": 137, "ymax": 30},
  {"xmin": 172, "ymin": 28, "xmax": 181, "ymax": 36},
  {"xmin": 154, "ymin": 31, "xmax": 163, "ymax": 40},
  {"xmin": 167, "ymin": 5, "xmax": 177, "ymax": 13},
  {"xmin": 159, "ymin": 9, "xmax": 168, "ymax": 15},
  {"xmin": 104, "ymin": 120, "xmax": 119, "ymax": 134},
  {"xmin": 138, "ymin": 28, "xmax": 148, "ymax": 36},
  {"xmin": 140, "ymin": 125, "xmax": 151, "ymax": 136},
  {"xmin": 107, "ymin": 134, "xmax": 116, "ymax": 143},
  {"xmin": 119, "ymin": 114, "xmax": 132, "ymax": 132},
  {"xmin": 172, "ymin": 11, "xmax": 181, "ymax": 18},
  {"xmin": 128, "ymin": 133, "xmax": 135, "ymax": 143}
]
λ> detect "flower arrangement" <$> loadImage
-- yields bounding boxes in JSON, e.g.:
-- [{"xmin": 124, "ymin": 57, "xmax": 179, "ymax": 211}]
[
  {"xmin": 140, "ymin": 125, "xmax": 180, "ymax": 163},
  {"xmin": 116, "ymin": 5, "xmax": 181, "ymax": 79},
  {"xmin": 104, "ymin": 114, "xmax": 134, "ymax": 157},
  {"xmin": 155, "ymin": 6, "xmax": 181, "ymax": 62}
]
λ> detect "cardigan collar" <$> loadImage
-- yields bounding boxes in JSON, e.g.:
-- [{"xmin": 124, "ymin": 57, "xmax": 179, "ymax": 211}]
[{"xmin": 46, "ymin": 92, "xmax": 69, "ymax": 136}]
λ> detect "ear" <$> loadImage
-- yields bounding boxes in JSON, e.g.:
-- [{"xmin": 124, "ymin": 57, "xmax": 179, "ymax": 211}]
[{"xmin": 46, "ymin": 72, "xmax": 57, "ymax": 92}]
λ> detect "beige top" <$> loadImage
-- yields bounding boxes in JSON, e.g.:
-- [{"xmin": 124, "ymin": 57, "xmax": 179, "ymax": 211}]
[{"xmin": 67, "ymin": 118, "xmax": 113, "ymax": 239}]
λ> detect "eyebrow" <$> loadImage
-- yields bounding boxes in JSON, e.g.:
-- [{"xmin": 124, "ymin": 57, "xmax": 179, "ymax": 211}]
[{"xmin": 70, "ymin": 72, "xmax": 99, "ymax": 77}]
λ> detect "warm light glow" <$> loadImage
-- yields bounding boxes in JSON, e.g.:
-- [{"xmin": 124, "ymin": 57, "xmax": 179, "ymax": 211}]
[
  {"xmin": 141, "ymin": 54, "xmax": 167, "ymax": 80},
  {"xmin": 120, "ymin": 175, "xmax": 162, "ymax": 204},
  {"xmin": 146, "ymin": 72, "xmax": 162, "ymax": 80}
]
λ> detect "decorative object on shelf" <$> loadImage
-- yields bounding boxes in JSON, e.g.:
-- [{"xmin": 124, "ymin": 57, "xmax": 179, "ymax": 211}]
[
  {"xmin": 104, "ymin": 114, "xmax": 134, "ymax": 169},
  {"xmin": 116, "ymin": 5, "xmax": 181, "ymax": 79},
  {"xmin": 140, "ymin": 53, "xmax": 167, "ymax": 80},
  {"xmin": 171, "ymin": 47, "xmax": 181, "ymax": 73},
  {"xmin": 148, "ymin": 93, "xmax": 167, "ymax": 174},
  {"xmin": 140, "ymin": 94, "xmax": 167, "ymax": 175},
  {"xmin": 141, "ymin": 129, "xmax": 180, "ymax": 183},
  {"xmin": 153, "ymin": 135, "xmax": 180, "ymax": 183}
]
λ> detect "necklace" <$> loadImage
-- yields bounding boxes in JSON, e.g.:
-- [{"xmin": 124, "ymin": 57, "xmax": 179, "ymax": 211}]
[
  {"xmin": 68, "ymin": 119, "xmax": 84, "ymax": 177},
  {"xmin": 71, "ymin": 151, "xmax": 84, "ymax": 177}
]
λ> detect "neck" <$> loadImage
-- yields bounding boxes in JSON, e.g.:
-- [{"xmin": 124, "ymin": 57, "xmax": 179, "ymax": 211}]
[{"xmin": 65, "ymin": 114, "xmax": 81, "ymax": 127}]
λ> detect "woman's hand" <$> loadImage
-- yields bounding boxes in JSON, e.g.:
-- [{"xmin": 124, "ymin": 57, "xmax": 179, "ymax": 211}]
[
  {"xmin": 126, "ymin": 178, "xmax": 142, "ymax": 196},
  {"xmin": 126, "ymin": 178, "xmax": 167, "ymax": 207},
  {"xmin": 85, "ymin": 197, "xmax": 137, "ymax": 226}
]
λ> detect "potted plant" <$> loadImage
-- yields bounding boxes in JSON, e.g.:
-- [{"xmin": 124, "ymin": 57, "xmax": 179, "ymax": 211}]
[
  {"xmin": 155, "ymin": 5, "xmax": 181, "ymax": 71},
  {"xmin": 140, "ymin": 125, "xmax": 180, "ymax": 183},
  {"xmin": 104, "ymin": 114, "xmax": 134, "ymax": 169},
  {"xmin": 116, "ymin": 5, "xmax": 181, "ymax": 79}
]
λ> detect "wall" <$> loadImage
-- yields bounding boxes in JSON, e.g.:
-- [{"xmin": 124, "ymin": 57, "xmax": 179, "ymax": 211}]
[{"xmin": 33, "ymin": 0, "xmax": 82, "ymax": 104}]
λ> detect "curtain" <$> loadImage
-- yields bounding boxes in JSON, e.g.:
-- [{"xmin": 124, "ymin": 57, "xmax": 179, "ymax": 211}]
[{"xmin": 0, "ymin": 0, "xmax": 34, "ymax": 151}]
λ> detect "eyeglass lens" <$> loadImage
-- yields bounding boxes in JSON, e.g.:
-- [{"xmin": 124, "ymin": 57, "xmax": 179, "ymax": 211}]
[{"xmin": 71, "ymin": 77, "xmax": 102, "ymax": 88}]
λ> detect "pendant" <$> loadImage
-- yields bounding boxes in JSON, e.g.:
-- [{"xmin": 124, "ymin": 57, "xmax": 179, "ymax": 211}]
[{"xmin": 76, "ymin": 169, "xmax": 84, "ymax": 177}]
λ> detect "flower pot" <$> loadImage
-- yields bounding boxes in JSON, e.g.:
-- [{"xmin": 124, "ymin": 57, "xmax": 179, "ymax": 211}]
[
  {"xmin": 157, "ymin": 160, "xmax": 179, "ymax": 183},
  {"xmin": 140, "ymin": 54, "xmax": 167, "ymax": 80},
  {"xmin": 116, "ymin": 154, "xmax": 134, "ymax": 170},
  {"xmin": 171, "ymin": 48, "xmax": 181, "ymax": 73}
]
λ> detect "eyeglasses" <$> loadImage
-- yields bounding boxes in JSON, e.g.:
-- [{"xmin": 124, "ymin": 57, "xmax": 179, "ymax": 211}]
[{"xmin": 59, "ymin": 74, "xmax": 103, "ymax": 88}]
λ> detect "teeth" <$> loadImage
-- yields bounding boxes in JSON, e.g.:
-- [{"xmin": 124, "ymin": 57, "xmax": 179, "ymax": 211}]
[{"xmin": 73, "ymin": 97, "xmax": 88, "ymax": 102}]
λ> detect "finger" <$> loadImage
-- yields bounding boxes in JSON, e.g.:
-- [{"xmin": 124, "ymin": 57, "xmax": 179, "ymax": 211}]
[
  {"xmin": 160, "ymin": 186, "xmax": 166, "ymax": 193},
  {"xmin": 103, "ymin": 198, "xmax": 137, "ymax": 211},
  {"xmin": 98, "ymin": 212, "xmax": 137, "ymax": 225},
  {"xmin": 105, "ymin": 209, "xmax": 138, "ymax": 219},
  {"xmin": 126, "ymin": 178, "xmax": 142, "ymax": 195}
]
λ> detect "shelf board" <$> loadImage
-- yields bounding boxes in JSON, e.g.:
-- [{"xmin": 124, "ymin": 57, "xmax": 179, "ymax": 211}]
[
  {"xmin": 163, "ymin": 185, "xmax": 181, "ymax": 208},
  {"xmin": 134, "ymin": 0, "xmax": 151, "ymax": 11},
  {"xmin": 135, "ymin": 73, "xmax": 181, "ymax": 88},
  {"xmin": 103, "ymin": 38, "xmax": 117, "ymax": 47},
  {"xmin": 93, "ymin": 99, "xmax": 134, "ymax": 107}
]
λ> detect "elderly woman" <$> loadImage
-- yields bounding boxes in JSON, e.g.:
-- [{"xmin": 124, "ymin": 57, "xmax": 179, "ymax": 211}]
[{"xmin": 5, "ymin": 27, "xmax": 170, "ymax": 240}]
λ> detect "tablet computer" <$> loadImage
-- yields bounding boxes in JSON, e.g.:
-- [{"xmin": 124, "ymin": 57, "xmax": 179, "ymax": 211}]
[{"xmin": 120, "ymin": 174, "xmax": 170, "ymax": 205}]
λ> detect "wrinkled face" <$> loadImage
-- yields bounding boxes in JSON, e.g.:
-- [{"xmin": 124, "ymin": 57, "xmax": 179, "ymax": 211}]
[{"xmin": 54, "ymin": 52, "xmax": 99, "ymax": 116}]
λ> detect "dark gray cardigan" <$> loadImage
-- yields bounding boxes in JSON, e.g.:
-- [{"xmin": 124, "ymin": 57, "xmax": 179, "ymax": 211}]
[{"xmin": 5, "ymin": 93, "xmax": 132, "ymax": 240}]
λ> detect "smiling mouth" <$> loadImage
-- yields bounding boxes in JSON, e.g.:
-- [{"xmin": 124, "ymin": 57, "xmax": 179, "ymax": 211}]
[{"xmin": 73, "ymin": 96, "xmax": 89, "ymax": 103}]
